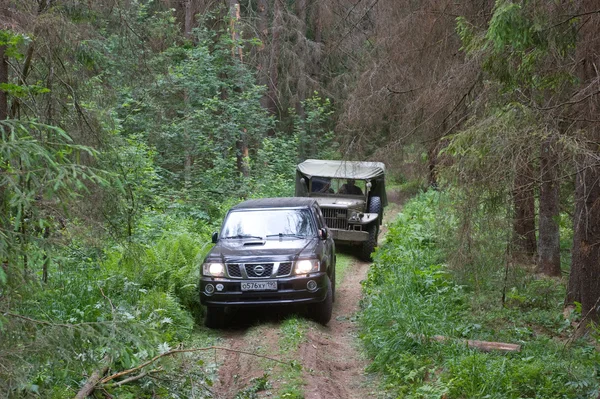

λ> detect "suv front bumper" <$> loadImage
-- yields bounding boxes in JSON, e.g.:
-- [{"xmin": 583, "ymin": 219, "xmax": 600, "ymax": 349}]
[{"xmin": 200, "ymin": 272, "xmax": 329, "ymax": 307}]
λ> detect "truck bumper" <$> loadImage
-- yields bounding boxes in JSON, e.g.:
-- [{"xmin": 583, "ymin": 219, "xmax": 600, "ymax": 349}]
[{"xmin": 330, "ymin": 229, "xmax": 369, "ymax": 242}]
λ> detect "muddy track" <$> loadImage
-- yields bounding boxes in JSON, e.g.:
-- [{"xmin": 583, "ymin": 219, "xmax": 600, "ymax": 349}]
[
  {"xmin": 299, "ymin": 256, "xmax": 372, "ymax": 399},
  {"xmin": 211, "ymin": 196, "xmax": 402, "ymax": 399}
]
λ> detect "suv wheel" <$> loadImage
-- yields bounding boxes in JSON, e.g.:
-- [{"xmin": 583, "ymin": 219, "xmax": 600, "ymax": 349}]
[
  {"xmin": 205, "ymin": 306, "xmax": 226, "ymax": 329},
  {"xmin": 331, "ymin": 258, "xmax": 336, "ymax": 303},
  {"xmin": 310, "ymin": 277, "xmax": 333, "ymax": 325}
]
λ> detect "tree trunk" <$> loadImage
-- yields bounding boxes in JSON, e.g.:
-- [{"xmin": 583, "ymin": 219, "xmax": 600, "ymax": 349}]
[
  {"xmin": 565, "ymin": 0, "xmax": 600, "ymax": 324},
  {"xmin": 566, "ymin": 161, "xmax": 600, "ymax": 321},
  {"xmin": 513, "ymin": 161, "xmax": 537, "ymax": 258},
  {"xmin": 184, "ymin": 0, "xmax": 195, "ymax": 39},
  {"xmin": 227, "ymin": 0, "xmax": 248, "ymax": 176},
  {"xmin": 228, "ymin": 0, "xmax": 243, "ymax": 61},
  {"xmin": 295, "ymin": 0, "xmax": 308, "ymax": 117},
  {"xmin": 266, "ymin": 0, "xmax": 282, "ymax": 117},
  {"xmin": 427, "ymin": 141, "xmax": 438, "ymax": 189},
  {"xmin": 0, "ymin": 44, "xmax": 7, "ymax": 121},
  {"xmin": 537, "ymin": 136, "xmax": 561, "ymax": 276},
  {"xmin": 256, "ymin": 0, "xmax": 271, "ymax": 112}
]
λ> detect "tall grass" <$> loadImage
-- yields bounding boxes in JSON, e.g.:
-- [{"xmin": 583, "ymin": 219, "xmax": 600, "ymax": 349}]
[{"xmin": 360, "ymin": 190, "xmax": 600, "ymax": 398}]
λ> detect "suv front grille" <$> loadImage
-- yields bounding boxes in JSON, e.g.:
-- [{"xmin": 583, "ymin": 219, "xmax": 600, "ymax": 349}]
[
  {"xmin": 277, "ymin": 262, "xmax": 292, "ymax": 276},
  {"xmin": 227, "ymin": 264, "xmax": 242, "ymax": 277},
  {"xmin": 245, "ymin": 263, "xmax": 274, "ymax": 278},
  {"xmin": 225, "ymin": 262, "xmax": 292, "ymax": 278},
  {"xmin": 322, "ymin": 207, "xmax": 348, "ymax": 230}
]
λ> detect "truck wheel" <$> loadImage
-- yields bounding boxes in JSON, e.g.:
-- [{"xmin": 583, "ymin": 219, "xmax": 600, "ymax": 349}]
[
  {"xmin": 369, "ymin": 196, "xmax": 382, "ymax": 224},
  {"xmin": 310, "ymin": 277, "xmax": 333, "ymax": 325},
  {"xmin": 205, "ymin": 306, "xmax": 226, "ymax": 329},
  {"xmin": 361, "ymin": 223, "xmax": 379, "ymax": 262}
]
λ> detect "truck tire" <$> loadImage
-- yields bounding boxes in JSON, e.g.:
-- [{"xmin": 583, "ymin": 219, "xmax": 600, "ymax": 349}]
[
  {"xmin": 369, "ymin": 196, "xmax": 382, "ymax": 224},
  {"xmin": 361, "ymin": 223, "xmax": 379, "ymax": 262},
  {"xmin": 205, "ymin": 306, "xmax": 226, "ymax": 329},
  {"xmin": 310, "ymin": 277, "xmax": 333, "ymax": 325}
]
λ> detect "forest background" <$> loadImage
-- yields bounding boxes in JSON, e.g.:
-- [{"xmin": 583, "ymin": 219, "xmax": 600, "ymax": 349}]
[{"xmin": 0, "ymin": 0, "xmax": 600, "ymax": 398}]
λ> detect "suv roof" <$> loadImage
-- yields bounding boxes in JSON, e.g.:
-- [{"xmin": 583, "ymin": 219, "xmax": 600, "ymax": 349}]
[{"xmin": 231, "ymin": 197, "xmax": 318, "ymax": 210}]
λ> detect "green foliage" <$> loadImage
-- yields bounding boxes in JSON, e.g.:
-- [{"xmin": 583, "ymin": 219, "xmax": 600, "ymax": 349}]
[
  {"xmin": 279, "ymin": 316, "xmax": 307, "ymax": 352},
  {"xmin": 235, "ymin": 374, "xmax": 272, "ymax": 399},
  {"xmin": 0, "ymin": 223, "xmax": 213, "ymax": 396},
  {"xmin": 0, "ymin": 29, "xmax": 27, "ymax": 59},
  {"xmin": 293, "ymin": 93, "xmax": 338, "ymax": 161},
  {"xmin": 0, "ymin": 120, "xmax": 103, "ymax": 275},
  {"xmin": 360, "ymin": 192, "xmax": 600, "ymax": 398},
  {"xmin": 458, "ymin": 0, "xmax": 577, "ymax": 94},
  {"xmin": 250, "ymin": 135, "xmax": 299, "ymax": 198}
]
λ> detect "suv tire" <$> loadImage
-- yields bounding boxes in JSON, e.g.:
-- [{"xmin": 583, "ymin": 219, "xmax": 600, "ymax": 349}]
[
  {"xmin": 205, "ymin": 306, "xmax": 226, "ymax": 329},
  {"xmin": 310, "ymin": 277, "xmax": 333, "ymax": 325}
]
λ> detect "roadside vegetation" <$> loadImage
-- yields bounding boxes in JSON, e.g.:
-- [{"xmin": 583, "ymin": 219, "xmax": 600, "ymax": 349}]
[
  {"xmin": 2, "ymin": 1, "xmax": 600, "ymax": 398},
  {"xmin": 361, "ymin": 190, "xmax": 600, "ymax": 398}
]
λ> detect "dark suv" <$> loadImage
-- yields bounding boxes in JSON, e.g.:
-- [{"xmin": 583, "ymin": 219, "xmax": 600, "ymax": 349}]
[{"xmin": 199, "ymin": 198, "xmax": 335, "ymax": 328}]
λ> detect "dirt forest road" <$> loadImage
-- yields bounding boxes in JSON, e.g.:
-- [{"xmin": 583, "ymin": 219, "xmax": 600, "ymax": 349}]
[{"xmin": 211, "ymin": 193, "xmax": 403, "ymax": 399}]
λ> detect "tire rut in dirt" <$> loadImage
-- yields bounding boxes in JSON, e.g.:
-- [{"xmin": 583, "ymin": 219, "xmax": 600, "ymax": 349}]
[{"xmin": 299, "ymin": 260, "xmax": 373, "ymax": 399}]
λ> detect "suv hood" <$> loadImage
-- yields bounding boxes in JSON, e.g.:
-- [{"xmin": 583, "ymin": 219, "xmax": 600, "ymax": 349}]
[{"xmin": 208, "ymin": 237, "xmax": 319, "ymax": 263}]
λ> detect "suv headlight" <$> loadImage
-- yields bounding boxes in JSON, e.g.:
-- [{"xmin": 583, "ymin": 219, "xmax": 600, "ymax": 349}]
[
  {"xmin": 294, "ymin": 259, "xmax": 320, "ymax": 274},
  {"xmin": 203, "ymin": 262, "xmax": 225, "ymax": 277}
]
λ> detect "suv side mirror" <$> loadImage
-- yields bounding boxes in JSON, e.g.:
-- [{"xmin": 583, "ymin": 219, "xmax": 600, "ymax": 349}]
[
  {"xmin": 211, "ymin": 232, "xmax": 219, "ymax": 243},
  {"xmin": 319, "ymin": 228, "xmax": 329, "ymax": 240}
]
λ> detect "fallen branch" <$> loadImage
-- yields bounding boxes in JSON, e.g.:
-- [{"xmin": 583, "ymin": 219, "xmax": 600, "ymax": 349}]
[
  {"xmin": 74, "ymin": 355, "xmax": 111, "ymax": 399},
  {"xmin": 73, "ymin": 345, "xmax": 293, "ymax": 398},
  {"xmin": 111, "ymin": 368, "xmax": 162, "ymax": 387},
  {"xmin": 410, "ymin": 333, "xmax": 521, "ymax": 352},
  {"xmin": 430, "ymin": 335, "xmax": 521, "ymax": 352},
  {"xmin": 100, "ymin": 345, "xmax": 290, "ymax": 385}
]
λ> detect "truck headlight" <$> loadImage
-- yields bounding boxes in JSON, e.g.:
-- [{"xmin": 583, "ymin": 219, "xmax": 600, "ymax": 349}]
[
  {"xmin": 203, "ymin": 262, "xmax": 225, "ymax": 277},
  {"xmin": 295, "ymin": 259, "xmax": 320, "ymax": 274}
]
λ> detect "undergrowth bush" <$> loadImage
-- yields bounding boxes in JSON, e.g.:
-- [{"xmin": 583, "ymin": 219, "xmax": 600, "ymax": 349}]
[
  {"xmin": 360, "ymin": 190, "xmax": 600, "ymax": 398},
  {"xmin": 0, "ymin": 212, "xmax": 214, "ymax": 398}
]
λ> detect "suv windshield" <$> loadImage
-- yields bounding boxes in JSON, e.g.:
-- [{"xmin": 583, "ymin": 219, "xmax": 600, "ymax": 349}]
[{"xmin": 222, "ymin": 209, "xmax": 317, "ymax": 239}]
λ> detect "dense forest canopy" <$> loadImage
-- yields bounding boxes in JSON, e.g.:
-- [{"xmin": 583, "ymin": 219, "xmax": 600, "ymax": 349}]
[{"xmin": 0, "ymin": 0, "xmax": 599, "ymax": 397}]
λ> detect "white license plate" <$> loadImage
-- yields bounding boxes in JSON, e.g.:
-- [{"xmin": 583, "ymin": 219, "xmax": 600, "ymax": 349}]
[{"xmin": 241, "ymin": 281, "xmax": 277, "ymax": 291}]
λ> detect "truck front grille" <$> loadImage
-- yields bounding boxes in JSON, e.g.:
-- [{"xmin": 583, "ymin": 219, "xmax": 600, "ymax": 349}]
[{"xmin": 322, "ymin": 207, "xmax": 348, "ymax": 230}]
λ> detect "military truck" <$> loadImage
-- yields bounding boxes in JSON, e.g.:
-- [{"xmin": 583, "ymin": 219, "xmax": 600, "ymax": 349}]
[{"xmin": 295, "ymin": 160, "xmax": 387, "ymax": 261}]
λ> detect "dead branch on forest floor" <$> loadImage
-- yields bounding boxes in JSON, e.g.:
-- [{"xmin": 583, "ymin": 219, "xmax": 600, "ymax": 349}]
[
  {"xmin": 74, "ymin": 345, "xmax": 294, "ymax": 398},
  {"xmin": 411, "ymin": 334, "xmax": 521, "ymax": 352}
]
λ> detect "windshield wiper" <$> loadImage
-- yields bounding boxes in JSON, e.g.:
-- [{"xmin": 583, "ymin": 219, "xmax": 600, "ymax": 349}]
[
  {"xmin": 265, "ymin": 233, "xmax": 307, "ymax": 238},
  {"xmin": 223, "ymin": 234, "xmax": 264, "ymax": 240}
]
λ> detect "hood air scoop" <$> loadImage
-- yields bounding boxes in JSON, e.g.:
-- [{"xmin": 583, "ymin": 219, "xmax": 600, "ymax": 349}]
[{"xmin": 243, "ymin": 240, "xmax": 265, "ymax": 246}]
